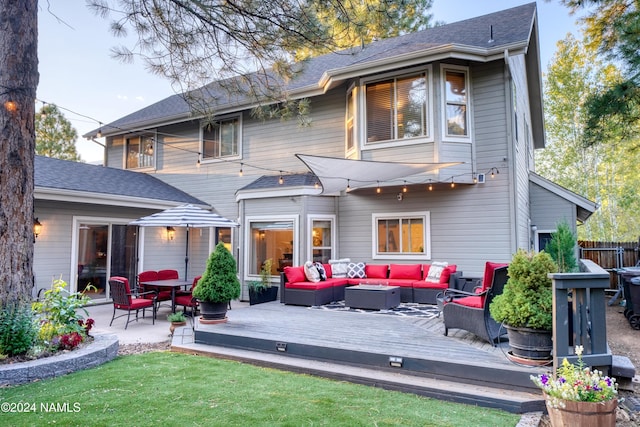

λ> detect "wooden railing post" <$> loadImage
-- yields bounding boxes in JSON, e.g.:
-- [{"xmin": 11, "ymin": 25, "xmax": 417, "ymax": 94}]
[{"xmin": 550, "ymin": 259, "xmax": 612, "ymax": 375}]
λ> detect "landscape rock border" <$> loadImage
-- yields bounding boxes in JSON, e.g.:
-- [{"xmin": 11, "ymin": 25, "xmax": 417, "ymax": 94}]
[{"xmin": 0, "ymin": 334, "xmax": 119, "ymax": 387}]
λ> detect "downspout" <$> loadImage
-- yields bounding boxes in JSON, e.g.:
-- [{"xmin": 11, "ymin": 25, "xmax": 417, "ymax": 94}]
[
  {"xmin": 88, "ymin": 137, "xmax": 106, "ymax": 166},
  {"xmin": 503, "ymin": 49, "xmax": 519, "ymax": 254}
]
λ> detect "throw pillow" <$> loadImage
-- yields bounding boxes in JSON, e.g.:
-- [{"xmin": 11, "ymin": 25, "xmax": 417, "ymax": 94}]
[
  {"xmin": 314, "ymin": 262, "xmax": 327, "ymax": 281},
  {"xmin": 425, "ymin": 261, "xmax": 449, "ymax": 283},
  {"xmin": 347, "ymin": 262, "xmax": 366, "ymax": 279},
  {"xmin": 284, "ymin": 266, "xmax": 305, "ymax": 283},
  {"xmin": 303, "ymin": 261, "xmax": 321, "ymax": 283},
  {"xmin": 329, "ymin": 258, "xmax": 351, "ymax": 278}
]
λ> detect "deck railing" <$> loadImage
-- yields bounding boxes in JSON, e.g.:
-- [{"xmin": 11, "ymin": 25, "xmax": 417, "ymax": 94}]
[{"xmin": 550, "ymin": 259, "xmax": 612, "ymax": 375}]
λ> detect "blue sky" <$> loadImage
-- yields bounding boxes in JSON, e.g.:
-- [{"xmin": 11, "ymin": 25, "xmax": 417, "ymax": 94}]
[{"xmin": 37, "ymin": 1, "xmax": 585, "ymax": 163}]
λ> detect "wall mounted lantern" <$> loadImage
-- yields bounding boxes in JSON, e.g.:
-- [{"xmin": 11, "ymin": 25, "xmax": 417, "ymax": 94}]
[{"xmin": 166, "ymin": 226, "xmax": 176, "ymax": 241}]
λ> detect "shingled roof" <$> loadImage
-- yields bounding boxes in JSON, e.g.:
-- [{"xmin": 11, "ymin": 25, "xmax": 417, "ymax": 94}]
[
  {"xmin": 35, "ymin": 156, "xmax": 206, "ymax": 207},
  {"xmin": 87, "ymin": 3, "xmax": 537, "ymax": 138}
]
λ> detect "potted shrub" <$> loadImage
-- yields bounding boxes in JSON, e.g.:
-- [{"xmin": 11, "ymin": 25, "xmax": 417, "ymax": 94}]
[
  {"xmin": 248, "ymin": 259, "xmax": 278, "ymax": 305},
  {"xmin": 192, "ymin": 242, "xmax": 241, "ymax": 323},
  {"xmin": 167, "ymin": 311, "xmax": 187, "ymax": 336},
  {"xmin": 489, "ymin": 249, "xmax": 558, "ymax": 361}
]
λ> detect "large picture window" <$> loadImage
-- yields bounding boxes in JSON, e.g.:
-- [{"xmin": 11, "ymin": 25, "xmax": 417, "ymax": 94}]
[
  {"xmin": 248, "ymin": 219, "xmax": 295, "ymax": 276},
  {"xmin": 125, "ymin": 135, "xmax": 155, "ymax": 169},
  {"xmin": 202, "ymin": 116, "xmax": 240, "ymax": 160},
  {"xmin": 443, "ymin": 67, "xmax": 469, "ymax": 138},
  {"xmin": 365, "ymin": 73, "xmax": 428, "ymax": 143},
  {"xmin": 372, "ymin": 212, "xmax": 430, "ymax": 259}
]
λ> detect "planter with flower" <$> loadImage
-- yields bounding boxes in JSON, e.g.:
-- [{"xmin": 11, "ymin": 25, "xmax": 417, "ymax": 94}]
[{"xmin": 531, "ymin": 345, "xmax": 618, "ymax": 427}]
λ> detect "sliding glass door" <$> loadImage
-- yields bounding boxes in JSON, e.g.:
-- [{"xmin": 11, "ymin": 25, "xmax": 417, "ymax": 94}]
[{"xmin": 75, "ymin": 220, "xmax": 138, "ymax": 301}]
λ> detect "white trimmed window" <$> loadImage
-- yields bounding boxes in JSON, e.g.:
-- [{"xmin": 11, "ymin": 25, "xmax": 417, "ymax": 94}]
[
  {"xmin": 245, "ymin": 217, "xmax": 297, "ymax": 276},
  {"xmin": 308, "ymin": 215, "xmax": 335, "ymax": 264},
  {"xmin": 442, "ymin": 65, "xmax": 470, "ymax": 140},
  {"xmin": 365, "ymin": 72, "xmax": 429, "ymax": 144},
  {"xmin": 125, "ymin": 134, "xmax": 155, "ymax": 169},
  {"xmin": 372, "ymin": 212, "xmax": 430, "ymax": 259},
  {"xmin": 201, "ymin": 115, "xmax": 241, "ymax": 160}
]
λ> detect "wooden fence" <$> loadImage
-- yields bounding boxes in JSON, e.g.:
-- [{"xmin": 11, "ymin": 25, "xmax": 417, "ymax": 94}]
[{"xmin": 578, "ymin": 240, "xmax": 640, "ymax": 288}]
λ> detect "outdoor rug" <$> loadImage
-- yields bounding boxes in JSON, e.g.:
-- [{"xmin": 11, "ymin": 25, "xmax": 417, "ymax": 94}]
[{"xmin": 309, "ymin": 301, "xmax": 440, "ymax": 318}]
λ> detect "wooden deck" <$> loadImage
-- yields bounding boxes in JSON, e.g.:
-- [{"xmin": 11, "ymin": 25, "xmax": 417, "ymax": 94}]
[{"xmin": 171, "ymin": 301, "xmax": 549, "ymax": 413}]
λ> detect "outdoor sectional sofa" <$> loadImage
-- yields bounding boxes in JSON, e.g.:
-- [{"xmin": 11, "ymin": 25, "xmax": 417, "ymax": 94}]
[{"xmin": 279, "ymin": 263, "xmax": 460, "ymax": 306}]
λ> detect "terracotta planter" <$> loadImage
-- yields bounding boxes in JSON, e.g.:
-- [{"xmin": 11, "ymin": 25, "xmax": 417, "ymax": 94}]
[
  {"xmin": 546, "ymin": 397, "xmax": 617, "ymax": 427},
  {"xmin": 169, "ymin": 321, "xmax": 186, "ymax": 336}
]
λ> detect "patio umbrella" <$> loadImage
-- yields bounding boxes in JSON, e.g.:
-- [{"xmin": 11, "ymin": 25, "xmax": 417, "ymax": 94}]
[{"xmin": 129, "ymin": 204, "xmax": 239, "ymax": 280}]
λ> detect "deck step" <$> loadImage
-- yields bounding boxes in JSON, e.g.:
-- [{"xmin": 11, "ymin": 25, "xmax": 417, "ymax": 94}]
[{"xmin": 171, "ymin": 338, "xmax": 544, "ymax": 414}]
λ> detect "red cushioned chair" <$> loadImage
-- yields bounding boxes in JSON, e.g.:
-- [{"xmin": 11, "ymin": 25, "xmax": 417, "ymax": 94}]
[
  {"xmin": 138, "ymin": 270, "xmax": 172, "ymax": 310},
  {"xmin": 109, "ymin": 276, "xmax": 157, "ymax": 329},
  {"xmin": 175, "ymin": 275, "xmax": 201, "ymax": 316},
  {"xmin": 440, "ymin": 262, "xmax": 509, "ymax": 346}
]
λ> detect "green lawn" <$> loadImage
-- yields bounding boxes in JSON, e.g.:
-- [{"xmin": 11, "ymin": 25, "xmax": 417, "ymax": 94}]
[{"xmin": 1, "ymin": 351, "xmax": 520, "ymax": 426}]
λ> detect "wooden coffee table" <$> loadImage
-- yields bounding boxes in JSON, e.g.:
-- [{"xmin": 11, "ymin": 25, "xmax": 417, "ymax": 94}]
[{"xmin": 344, "ymin": 285, "xmax": 400, "ymax": 310}]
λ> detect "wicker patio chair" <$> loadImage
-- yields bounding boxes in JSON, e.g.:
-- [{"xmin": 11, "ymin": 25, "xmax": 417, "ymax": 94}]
[{"xmin": 440, "ymin": 262, "xmax": 509, "ymax": 346}]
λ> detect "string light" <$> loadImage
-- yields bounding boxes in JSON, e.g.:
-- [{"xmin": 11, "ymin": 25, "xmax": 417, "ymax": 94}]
[
  {"xmin": 346, "ymin": 179, "xmax": 351, "ymax": 192},
  {"xmin": 489, "ymin": 167, "xmax": 500, "ymax": 178},
  {"xmin": 239, "ymin": 163, "xmax": 243, "ymax": 176},
  {"xmin": 428, "ymin": 182, "xmax": 433, "ymax": 191},
  {"xmin": 473, "ymin": 173, "xmax": 477, "ymax": 184},
  {"xmin": 4, "ymin": 100, "xmax": 17, "ymax": 112},
  {"xmin": 96, "ymin": 122, "xmax": 103, "ymax": 138},
  {"xmin": 278, "ymin": 172, "xmax": 284, "ymax": 185},
  {"xmin": 450, "ymin": 178, "xmax": 455, "ymax": 188},
  {"xmin": 376, "ymin": 181, "xmax": 381, "ymax": 194},
  {"xmin": 402, "ymin": 181, "xmax": 408, "ymax": 193}
]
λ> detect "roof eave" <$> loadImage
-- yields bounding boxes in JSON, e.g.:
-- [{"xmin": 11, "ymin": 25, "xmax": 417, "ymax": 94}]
[
  {"xmin": 320, "ymin": 42, "xmax": 529, "ymax": 89},
  {"xmin": 35, "ymin": 187, "xmax": 209, "ymax": 210},
  {"xmin": 529, "ymin": 173, "xmax": 598, "ymax": 223}
]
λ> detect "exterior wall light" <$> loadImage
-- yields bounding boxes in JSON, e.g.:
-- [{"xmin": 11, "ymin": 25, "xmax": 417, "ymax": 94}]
[
  {"xmin": 166, "ymin": 226, "xmax": 176, "ymax": 241},
  {"xmin": 33, "ymin": 218, "xmax": 42, "ymax": 239}
]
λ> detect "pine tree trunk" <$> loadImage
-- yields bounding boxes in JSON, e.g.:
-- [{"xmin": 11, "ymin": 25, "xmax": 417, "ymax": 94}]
[{"xmin": 0, "ymin": 0, "xmax": 38, "ymax": 302}]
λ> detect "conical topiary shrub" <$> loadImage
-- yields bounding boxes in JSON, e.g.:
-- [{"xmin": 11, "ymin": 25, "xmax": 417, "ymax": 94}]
[{"xmin": 192, "ymin": 242, "xmax": 241, "ymax": 304}]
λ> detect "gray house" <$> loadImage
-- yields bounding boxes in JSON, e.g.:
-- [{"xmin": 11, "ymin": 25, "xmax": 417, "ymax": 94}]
[{"xmin": 36, "ymin": 3, "xmax": 596, "ymax": 300}]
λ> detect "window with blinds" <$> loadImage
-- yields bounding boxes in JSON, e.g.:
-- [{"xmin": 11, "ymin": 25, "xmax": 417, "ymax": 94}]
[{"xmin": 365, "ymin": 73, "xmax": 428, "ymax": 143}]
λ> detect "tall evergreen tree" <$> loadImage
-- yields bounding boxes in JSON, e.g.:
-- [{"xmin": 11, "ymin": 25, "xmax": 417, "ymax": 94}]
[
  {"xmin": 0, "ymin": 0, "xmax": 38, "ymax": 302},
  {"xmin": 35, "ymin": 104, "xmax": 81, "ymax": 162},
  {"xmin": 560, "ymin": 0, "xmax": 640, "ymax": 147},
  {"xmin": 536, "ymin": 33, "xmax": 640, "ymax": 240}
]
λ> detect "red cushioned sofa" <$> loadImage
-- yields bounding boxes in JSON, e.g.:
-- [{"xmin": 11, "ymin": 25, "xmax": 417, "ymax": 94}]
[{"xmin": 279, "ymin": 263, "xmax": 461, "ymax": 306}]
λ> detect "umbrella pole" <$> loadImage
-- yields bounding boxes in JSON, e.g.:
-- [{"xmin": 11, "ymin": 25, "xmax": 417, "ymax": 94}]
[{"xmin": 185, "ymin": 227, "xmax": 190, "ymax": 281}]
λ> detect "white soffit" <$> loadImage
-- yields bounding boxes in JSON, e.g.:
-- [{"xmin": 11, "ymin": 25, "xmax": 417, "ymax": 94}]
[{"xmin": 296, "ymin": 154, "xmax": 461, "ymax": 195}]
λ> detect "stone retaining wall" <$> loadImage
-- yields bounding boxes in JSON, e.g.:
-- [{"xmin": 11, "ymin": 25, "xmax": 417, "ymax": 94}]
[{"xmin": 0, "ymin": 334, "xmax": 119, "ymax": 387}]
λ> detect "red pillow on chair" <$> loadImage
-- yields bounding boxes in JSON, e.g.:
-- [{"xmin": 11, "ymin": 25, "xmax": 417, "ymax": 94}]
[
  {"xmin": 284, "ymin": 266, "xmax": 306, "ymax": 283},
  {"xmin": 481, "ymin": 262, "xmax": 509, "ymax": 292}
]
